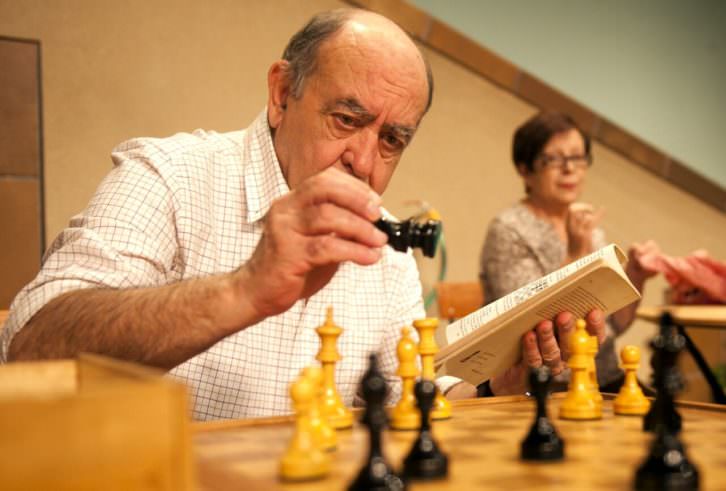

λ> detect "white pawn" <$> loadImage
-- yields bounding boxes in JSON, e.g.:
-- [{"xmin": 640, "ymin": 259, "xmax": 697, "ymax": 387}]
[
  {"xmin": 588, "ymin": 335, "xmax": 603, "ymax": 407},
  {"xmin": 302, "ymin": 366, "xmax": 337, "ymax": 450},
  {"xmin": 560, "ymin": 319, "xmax": 602, "ymax": 420},
  {"xmin": 614, "ymin": 345, "xmax": 651, "ymax": 415},
  {"xmin": 391, "ymin": 326, "xmax": 420, "ymax": 430},
  {"xmin": 279, "ymin": 372, "xmax": 330, "ymax": 481}
]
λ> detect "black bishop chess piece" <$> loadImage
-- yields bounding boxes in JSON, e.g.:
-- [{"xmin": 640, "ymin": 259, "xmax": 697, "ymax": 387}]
[
  {"xmin": 348, "ymin": 354, "xmax": 406, "ymax": 491},
  {"xmin": 643, "ymin": 312, "xmax": 683, "ymax": 434},
  {"xmin": 520, "ymin": 366, "xmax": 565, "ymax": 461},
  {"xmin": 635, "ymin": 313, "xmax": 699, "ymax": 491},
  {"xmin": 402, "ymin": 379, "xmax": 449, "ymax": 480}
]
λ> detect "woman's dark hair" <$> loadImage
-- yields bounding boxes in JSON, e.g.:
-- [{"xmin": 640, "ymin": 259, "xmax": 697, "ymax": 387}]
[{"xmin": 512, "ymin": 112, "xmax": 590, "ymax": 172}]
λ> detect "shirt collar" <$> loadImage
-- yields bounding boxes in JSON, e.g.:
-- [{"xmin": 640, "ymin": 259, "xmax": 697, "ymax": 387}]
[{"xmin": 243, "ymin": 109, "xmax": 290, "ymax": 223}]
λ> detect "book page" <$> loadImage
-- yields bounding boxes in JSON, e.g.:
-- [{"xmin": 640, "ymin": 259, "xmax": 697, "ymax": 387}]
[
  {"xmin": 444, "ymin": 244, "xmax": 626, "ymax": 344},
  {"xmin": 435, "ymin": 244, "xmax": 640, "ymax": 386}
]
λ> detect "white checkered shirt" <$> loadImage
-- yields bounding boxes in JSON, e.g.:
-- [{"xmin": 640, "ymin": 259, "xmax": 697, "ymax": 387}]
[{"xmin": 0, "ymin": 110, "xmax": 430, "ymax": 420}]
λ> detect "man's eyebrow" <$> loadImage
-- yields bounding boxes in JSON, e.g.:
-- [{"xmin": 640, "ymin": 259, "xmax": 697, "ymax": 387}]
[
  {"xmin": 382, "ymin": 123, "xmax": 416, "ymax": 143},
  {"xmin": 323, "ymin": 98, "xmax": 417, "ymax": 140},
  {"xmin": 323, "ymin": 98, "xmax": 374, "ymax": 121}
]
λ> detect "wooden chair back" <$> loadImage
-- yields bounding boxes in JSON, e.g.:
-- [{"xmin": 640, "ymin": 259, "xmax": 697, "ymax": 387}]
[{"xmin": 435, "ymin": 281, "xmax": 484, "ymax": 321}]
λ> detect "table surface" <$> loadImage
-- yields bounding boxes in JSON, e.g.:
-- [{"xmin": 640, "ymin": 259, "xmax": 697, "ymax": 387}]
[
  {"xmin": 193, "ymin": 394, "xmax": 726, "ymax": 490},
  {"xmin": 636, "ymin": 305, "xmax": 726, "ymax": 328}
]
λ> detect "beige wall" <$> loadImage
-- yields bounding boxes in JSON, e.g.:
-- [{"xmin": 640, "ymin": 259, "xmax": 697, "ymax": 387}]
[
  {"xmin": 0, "ymin": 0, "xmax": 342, "ymax": 241},
  {"xmin": 2, "ymin": 1, "xmax": 725, "ymax": 399}
]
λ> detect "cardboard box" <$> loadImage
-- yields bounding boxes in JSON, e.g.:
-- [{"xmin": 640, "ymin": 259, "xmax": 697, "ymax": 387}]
[{"xmin": 0, "ymin": 354, "xmax": 194, "ymax": 490}]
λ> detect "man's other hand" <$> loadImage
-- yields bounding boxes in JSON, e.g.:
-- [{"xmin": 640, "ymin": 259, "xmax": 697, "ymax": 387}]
[{"xmin": 490, "ymin": 309, "xmax": 605, "ymax": 395}]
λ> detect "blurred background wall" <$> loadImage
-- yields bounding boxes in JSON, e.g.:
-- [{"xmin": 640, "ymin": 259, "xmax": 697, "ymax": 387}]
[
  {"xmin": 1, "ymin": 0, "xmax": 724, "ymax": 399},
  {"xmin": 412, "ymin": 0, "xmax": 726, "ymax": 187}
]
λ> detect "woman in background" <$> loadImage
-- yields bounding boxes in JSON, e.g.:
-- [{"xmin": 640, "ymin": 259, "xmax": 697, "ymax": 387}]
[{"xmin": 480, "ymin": 111, "xmax": 657, "ymax": 393}]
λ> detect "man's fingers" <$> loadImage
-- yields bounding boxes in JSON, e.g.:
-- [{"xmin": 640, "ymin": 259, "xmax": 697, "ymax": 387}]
[
  {"xmin": 522, "ymin": 329, "xmax": 542, "ymax": 368},
  {"xmin": 297, "ymin": 167, "xmax": 382, "ymax": 221},
  {"xmin": 490, "ymin": 358, "xmax": 529, "ymax": 396},
  {"xmin": 302, "ymin": 203, "xmax": 387, "ymax": 247},
  {"xmin": 555, "ymin": 311, "xmax": 575, "ymax": 361},
  {"xmin": 303, "ymin": 234, "xmax": 382, "ymax": 267},
  {"xmin": 585, "ymin": 309, "xmax": 606, "ymax": 344},
  {"xmin": 262, "ymin": 166, "xmax": 390, "ymax": 269},
  {"xmin": 535, "ymin": 321, "xmax": 564, "ymax": 375}
]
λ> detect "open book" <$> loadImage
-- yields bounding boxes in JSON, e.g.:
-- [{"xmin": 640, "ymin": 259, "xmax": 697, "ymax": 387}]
[{"xmin": 434, "ymin": 244, "xmax": 641, "ymax": 386}]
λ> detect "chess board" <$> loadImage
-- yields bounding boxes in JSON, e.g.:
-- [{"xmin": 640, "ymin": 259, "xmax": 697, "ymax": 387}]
[{"xmin": 193, "ymin": 394, "xmax": 726, "ymax": 490}]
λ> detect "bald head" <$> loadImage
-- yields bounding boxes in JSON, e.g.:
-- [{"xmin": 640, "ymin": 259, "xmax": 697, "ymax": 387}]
[{"xmin": 281, "ymin": 8, "xmax": 433, "ymax": 113}]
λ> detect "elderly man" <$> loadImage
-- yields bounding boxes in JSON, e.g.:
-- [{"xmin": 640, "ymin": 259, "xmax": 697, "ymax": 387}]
[{"xmin": 1, "ymin": 8, "xmax": 604, "ymax": 418}]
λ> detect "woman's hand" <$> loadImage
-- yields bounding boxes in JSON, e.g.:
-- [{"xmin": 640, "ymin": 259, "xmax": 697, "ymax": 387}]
[{"xmin": 566, "ymin": 202, "xmax": 604, "ymax": 260}]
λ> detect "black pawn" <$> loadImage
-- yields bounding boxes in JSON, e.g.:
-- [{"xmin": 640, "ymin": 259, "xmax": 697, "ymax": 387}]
[
  {"xmin": 644, "ymin": 313, "xmax": 683, "ymax": 434},
  {"xmin": 634, "ymin": 429, "xmax": 699, "ymax": 490},
  {"xmin": 520, "ymin": 366, "xmax": 565, "ymax": 461},
  {"xmin": 348, "ymin": 354, "xmax": 406, "ymax": 491},
  {"xmin": 402, "ymin": 379, "xmax": 449, "ymax": 480}
]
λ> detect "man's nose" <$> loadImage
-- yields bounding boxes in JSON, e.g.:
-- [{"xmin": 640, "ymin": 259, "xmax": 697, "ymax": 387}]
[{"xmin": 342, "ymin": 129, "xmax": 378, "ymax": 181}]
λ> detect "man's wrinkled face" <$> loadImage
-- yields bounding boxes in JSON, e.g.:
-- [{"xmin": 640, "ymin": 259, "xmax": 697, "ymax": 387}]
[{"xmin": 268, "ymin": 22, "xmax": 429, "ymax": 195}]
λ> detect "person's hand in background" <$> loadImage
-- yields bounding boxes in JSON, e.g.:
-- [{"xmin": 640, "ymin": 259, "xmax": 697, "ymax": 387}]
[{"xmin": 566, "ymin": 202, "xmax": 604, "ymax": 261}]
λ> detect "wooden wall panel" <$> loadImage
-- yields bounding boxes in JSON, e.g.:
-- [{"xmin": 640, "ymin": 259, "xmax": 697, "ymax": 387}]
[
  {"xmin": 0, "ymin": 37, "xmax": 43, "ymax": 309},
  {"xmin": 0, "ymin": 180, "xmax": 41, "ymax": 308},
  {"xmin": 0, "ymin": 39, "xmax": 40, "ymax": 177}
]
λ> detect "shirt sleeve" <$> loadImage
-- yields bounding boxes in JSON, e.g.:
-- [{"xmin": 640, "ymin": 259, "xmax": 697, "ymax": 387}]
[
  {"xmin": 480, "ymin": 218, "xmax": 547, "ymax": 302},
  {"xmin": 0, "ymin": 149, "xmax": 179, "ymax": 361}
]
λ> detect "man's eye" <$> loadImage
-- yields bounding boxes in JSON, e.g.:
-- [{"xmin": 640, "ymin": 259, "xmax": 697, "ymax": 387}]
[
  {"xmin": 382, "ymin": 134, "xmax": 404, "ymax": 151},
  {"xmin": 335, "ymin": 114, "xmax": 356, "ymax": 128}
]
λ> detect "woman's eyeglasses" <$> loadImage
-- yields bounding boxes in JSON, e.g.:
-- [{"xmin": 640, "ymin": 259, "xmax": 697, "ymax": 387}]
[{"xmin": 536, "ymin": 154, "xmax": 592, "ymax": 170}]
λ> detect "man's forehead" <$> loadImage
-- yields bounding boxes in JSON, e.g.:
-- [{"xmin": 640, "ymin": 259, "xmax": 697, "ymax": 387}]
[
  {"xmin": 306, "ymin": 18, "xmax": 429, "ymax": 125},
  {"xmin": 312, "ymin": 54, "xmax": 428, "ymax": 122},
  {"xmin": 317, "ymin": 18, "xmax": 426, "ymax": 86}
]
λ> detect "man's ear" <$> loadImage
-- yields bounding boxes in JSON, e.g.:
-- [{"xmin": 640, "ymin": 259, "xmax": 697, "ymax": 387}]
[{"xmin": 267, "ymin": 60, "xmax": 292, "ymax": 129}]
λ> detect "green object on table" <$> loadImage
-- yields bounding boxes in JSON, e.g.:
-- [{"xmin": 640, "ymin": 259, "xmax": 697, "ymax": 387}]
[
  {"xmin": 423, "ymin": 231, "xmax": 447, "ymax": 310},
  {"xmin": 714, "ymin": 363, "xmax": 726, "ymax": 388}
]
